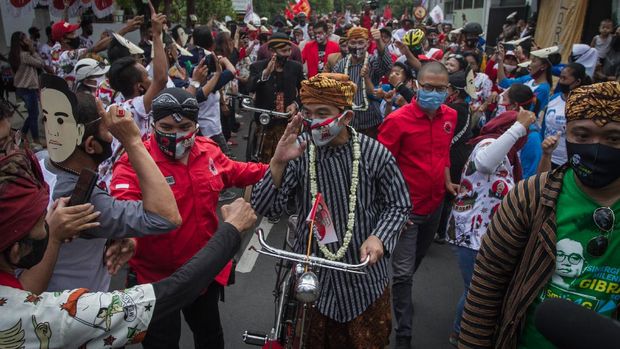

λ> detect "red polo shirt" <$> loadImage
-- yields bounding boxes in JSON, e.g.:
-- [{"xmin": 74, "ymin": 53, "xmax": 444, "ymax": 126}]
[
  {"xmin": 111, "ymin": 137, "xmax": 268, "ymax": 286},
  {"xmin": 378, "ymin": 101, "xmax": 457, "ymax": 215}
]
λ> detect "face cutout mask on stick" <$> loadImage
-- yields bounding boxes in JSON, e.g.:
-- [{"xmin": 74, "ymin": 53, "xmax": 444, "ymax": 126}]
[{"xmin": 40, "ymin": 74, "xmax": 85, "ymax": 163}]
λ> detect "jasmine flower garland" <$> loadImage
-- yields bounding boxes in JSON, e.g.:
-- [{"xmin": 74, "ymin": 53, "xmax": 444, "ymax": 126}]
[{"xmin": 308, "ymin": 128, "xmax": 361, "ymax": 261}]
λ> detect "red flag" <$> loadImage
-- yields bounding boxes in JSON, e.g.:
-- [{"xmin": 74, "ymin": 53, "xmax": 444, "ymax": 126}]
[
  {"xmin": 285, "ymin": 3, "xmax": 295, "ymax": 20},
  {"xmin": 383, "ymin": 4, "xmax": 392, "ymax": 20},
  {"xmin": 292, "ymin": 0, "xmax": 311, "ymax": 16}
]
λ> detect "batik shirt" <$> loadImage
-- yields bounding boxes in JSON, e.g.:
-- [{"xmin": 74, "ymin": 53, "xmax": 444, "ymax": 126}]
[
  {"xmin": 447, "ymin": 138, "xmax": 516, "ymax": 251},
  {"xmin": 0, "ymin": 284, "xmax": 155, "ymax": 348},
  {"xmin": 252, "ymin": 131, "xmax": 411, "ymax": 322},
  {"xmin": 49, "ymin": 43, "xmax": 87, "ymax": 82},
  {"xmin": 332, "ymin": 51, "xmax": 393, "ymax": 130}
]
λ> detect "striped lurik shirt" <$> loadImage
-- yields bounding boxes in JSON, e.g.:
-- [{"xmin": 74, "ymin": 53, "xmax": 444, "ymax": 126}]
[
  {"xmin": 459, "ymin": 165, "xmax": 567, "ymax": 349},
  {"xmin": 332, "ymin": 50, "xmax": 393, "ymax": 131},
  {"xmin": 252, "ymin": 130, "xmax": 411, "ymax": 322}
]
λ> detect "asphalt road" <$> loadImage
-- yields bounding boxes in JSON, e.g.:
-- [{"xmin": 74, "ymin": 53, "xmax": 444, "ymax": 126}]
[
  {"xmin": 10, "ymin": 99, "xmax": 463, "ymax": 349},
  {"xmin": 113, "ymin": 112, "xmax": 463, "ymax": 349}
]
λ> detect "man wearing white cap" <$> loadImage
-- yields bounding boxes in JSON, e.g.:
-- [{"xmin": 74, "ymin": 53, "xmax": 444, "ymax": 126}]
[
  {"xmin": 73, "ymin": 58, "xmax": 109, "ymax": 94},
  {"xmin": 50, "ymin": 17, "xmax": 142, "ymax": 85}
]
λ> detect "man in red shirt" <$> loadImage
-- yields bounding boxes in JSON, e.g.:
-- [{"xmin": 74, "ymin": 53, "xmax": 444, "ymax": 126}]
[
  {"xmin": 302, "ymin": 21, "xmax": 340, "ymax": 77},
  {"xmin": 111, "ymin": 88, "xmax": 268, "ymax": 349},
  {"xmin": 377, "ymin": 61, "xmax": 459, "ymax": 349}
]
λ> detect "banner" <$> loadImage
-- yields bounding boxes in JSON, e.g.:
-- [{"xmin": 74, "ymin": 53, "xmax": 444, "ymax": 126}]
[
  {"xmin": 534, "ymin": 0, "xmax": 589, "ymax": 60},
  {"xmin": 6, "ymin": 0, "xmax": 113, "ymax": 18},
  {"xmin": 6, "ymin": 0, "xmax": 34, "ymax": 17},
  {"xmin": 429, "ymin": 5, "xmax": 444, "ymax": 24}
]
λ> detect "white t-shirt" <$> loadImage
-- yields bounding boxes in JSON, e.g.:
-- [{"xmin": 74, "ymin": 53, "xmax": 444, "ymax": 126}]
[
  {"xmin": 543, "ymin": 93, "xmax": 568, "ymax": 166},
  {"xmin": 146, "ymin": 62, "xmax": 176, "ymax": 88},
  {"xmin": 198, "ymin": 91, "xmax": 221, "ymax": 138},
  {"xmin": 98, "ymin": 96, "xmax": 151, "ymax": 190}
]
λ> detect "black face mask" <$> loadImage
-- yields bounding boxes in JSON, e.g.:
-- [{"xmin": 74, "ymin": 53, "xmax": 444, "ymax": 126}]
[
  {"xmin": 567, "ymin": 141, "xmax": 620, "ymax": 188},
  {"xmin": 93, "ymin": 136, "xmax": 113, "ymax": 164},
  {"xmin": 67, "ymin": 36, "xmax": 81, "ymax": 49},
  {"xmin": 557, "ymin": 82, "xmax": 572, "ymax": 94},
  {"xmin": 4, "ymin": 232, "xmax": 49, "ymax": 269},
  {"xmin": 276, "ymin": 54, "xmax": 289, "ymax": 65},
  {"xmin": 81, "ymin": 136, "xmax": 113, "ymax": 164}
]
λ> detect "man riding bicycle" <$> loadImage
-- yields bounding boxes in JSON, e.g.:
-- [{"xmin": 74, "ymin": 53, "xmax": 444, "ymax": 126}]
[{"xmin": 246, "ymin": 33, "xmax": 304, "ymax": 163}]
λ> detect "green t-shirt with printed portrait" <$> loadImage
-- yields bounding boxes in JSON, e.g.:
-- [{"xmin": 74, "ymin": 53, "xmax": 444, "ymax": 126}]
[{"xmin": 519, "ymin": 169, "xmax": 620, "ymax": 349}]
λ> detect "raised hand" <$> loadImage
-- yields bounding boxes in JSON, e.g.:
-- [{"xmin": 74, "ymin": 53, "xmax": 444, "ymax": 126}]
[
  {"xmin": 149, "ymin": 1, "xmax": 166, "ymax": 35},
  {"xmin": 192, "ymin": 58, "xmax": 208, "ymax": 85},
  {"xmin": 263, "ymin": 55, "xmax": 277, "ymax": 78},
  {"xmin": 516, "ymin": 106, "xmax": 536, "ymax": 129},
  {"xmin": 100, "ymin": 100, "xmax": 141, "ymax": 147},
  {"xmin": 271, "ymin": 113, "xmax": 306, "ymax": 165},
  {"xmin": 124, "ymin": 15, "xmax": 144, "ymax": 33},
  {"xmin": 542, "ymin": 131, "xmax": 561, "ymax": 155}
]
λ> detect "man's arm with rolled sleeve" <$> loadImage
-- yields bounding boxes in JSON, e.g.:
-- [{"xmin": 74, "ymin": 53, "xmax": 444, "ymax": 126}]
[{"xmin": 215, "ymin": 148, "xmax": 269, "ymax": 189}]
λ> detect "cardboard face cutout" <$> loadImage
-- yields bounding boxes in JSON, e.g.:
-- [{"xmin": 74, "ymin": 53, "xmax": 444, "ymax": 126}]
[
  {"xmin": 176, "ymin": 27, "xmax": 189, "ymax": 47},
  {"xmin": 41, "ymin": 75, "xmax": 84, "ymax": 163}
]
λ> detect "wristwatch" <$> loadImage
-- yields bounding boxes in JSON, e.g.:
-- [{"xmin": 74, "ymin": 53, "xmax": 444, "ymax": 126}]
[{"xmin": 189, "ymin": 79, "xmax": 200, "ymax": 89}]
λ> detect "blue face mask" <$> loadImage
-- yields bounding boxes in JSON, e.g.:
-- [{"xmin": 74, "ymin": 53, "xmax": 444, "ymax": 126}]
[{"xmin": 416, "ymin": 85, "xmax": 448, "ymax": 112}]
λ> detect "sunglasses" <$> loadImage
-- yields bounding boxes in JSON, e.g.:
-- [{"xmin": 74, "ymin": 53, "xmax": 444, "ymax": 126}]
[{"xmin": 587, "ymin": 207, "xmax": 615, "ymax": 257}]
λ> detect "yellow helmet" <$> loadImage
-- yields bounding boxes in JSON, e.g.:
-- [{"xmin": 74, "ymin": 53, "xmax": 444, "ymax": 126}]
[{"xmin": 402, "ymin": 28, "xmax": 425, "ymax": 48}]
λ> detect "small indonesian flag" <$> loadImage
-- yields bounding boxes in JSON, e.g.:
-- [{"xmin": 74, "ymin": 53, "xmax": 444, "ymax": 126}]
[{"xmin": 306, "ymin": 193, "xmax": 339, "ymax": 245}]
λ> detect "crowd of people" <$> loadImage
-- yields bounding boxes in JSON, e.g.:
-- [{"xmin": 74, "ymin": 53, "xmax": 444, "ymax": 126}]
[{"xmin": 0, "ymin": 2, "xmax": 619, "ymax": 349}]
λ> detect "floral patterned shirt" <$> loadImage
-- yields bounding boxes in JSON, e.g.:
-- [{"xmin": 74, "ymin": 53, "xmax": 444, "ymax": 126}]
[
  {"xmin": 49, "ymin": 43, "xmax": 87, "ymax": 87},
  {"xmin": 447, "ymin": 138, "xmax": 516, "ymax": 251},
  {"xmin": 0, "ymin": 283, "xmax": 156, "ymax": 348}
]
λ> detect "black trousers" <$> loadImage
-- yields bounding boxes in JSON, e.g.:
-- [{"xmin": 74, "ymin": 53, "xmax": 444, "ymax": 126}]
[{"xmin": 142, "ymin": 283, "xmax": 224, "ymax": 349}]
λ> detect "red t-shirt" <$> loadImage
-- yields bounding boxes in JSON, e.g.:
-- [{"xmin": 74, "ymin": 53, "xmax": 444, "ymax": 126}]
[
  {"xmin": 0, "ymin": 271, "xmax": 23, "ymax": 289},
  {"xmin": 378, "ymin": 101, "xmax": 457, "ymax": 215},
  {"xmin": 111, "ymin": 137, "xmax": 268, "ymax": 286}
]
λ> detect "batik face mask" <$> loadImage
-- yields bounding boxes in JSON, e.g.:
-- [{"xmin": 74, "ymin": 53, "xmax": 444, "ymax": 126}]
[
  {"xmin": 154, "ymin": 127, "xmax": 198, "ymax": 159},
  {"xmin": 306, "ymin": 112, "xmax": 348, "ymax": 146}
]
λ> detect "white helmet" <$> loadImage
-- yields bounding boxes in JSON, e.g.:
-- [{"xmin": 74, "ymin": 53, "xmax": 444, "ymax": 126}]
[{"xmin": 74, "ymin": 58, "xmax": 109, "ymax": 83}]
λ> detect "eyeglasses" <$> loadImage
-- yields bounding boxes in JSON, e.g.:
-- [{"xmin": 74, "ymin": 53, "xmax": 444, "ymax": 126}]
[
  {"xmin": 587, "ymin": 207, "xmax": 615, "ymax": 257},
  {"xmin": 556, "ymin": 251, "xmax": 584, "ymax": 265},
  {"xmin": 416, "ymin": 80, "xmax": 449, "ymax": 93}
]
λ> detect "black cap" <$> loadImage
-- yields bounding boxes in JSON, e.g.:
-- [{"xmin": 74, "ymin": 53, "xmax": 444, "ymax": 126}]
[
  {"xmin": 449, "ymin": 71, "xmax": 467, "ymax": 90},
  {"xmin": 462, "ymin": 22, "xmax": 483, "ymax": 35}
]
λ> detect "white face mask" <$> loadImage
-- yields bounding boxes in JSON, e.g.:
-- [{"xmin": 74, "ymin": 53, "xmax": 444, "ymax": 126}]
[
  {"xmin": 307, "ymin": 112, "xmax": 348, "ymax": 146},
  {"xmin": 504, "ymin": 64, "xmax": 517, "ymax": 73}
]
